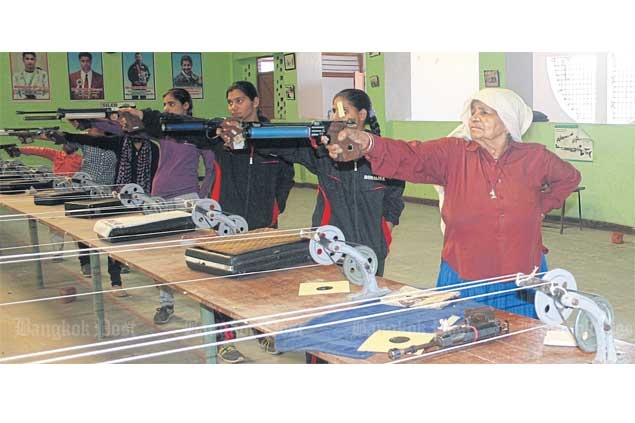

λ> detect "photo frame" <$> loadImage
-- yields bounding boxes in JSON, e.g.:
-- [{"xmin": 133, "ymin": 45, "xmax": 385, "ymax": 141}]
[
  {"xmin": 285, "ymin": 85, "xmax": 296, "ymax": 100},
  {"xmin": 369, "ymin": 75, "xmax": 380, "ymax": 88},
  {"xmin": 122, "ymin": 52, "xmax": 156, "ymax": 100},
  {"xmin": 284, "ymin": 53, "xmax": 296, "ymax": 71},
  {"xmin": 171, "ymin": 52, "xmax": 204, "ymax": 99},
  {"xmin": 10, "ymin": 52, "xmax": 51, "ymax": 100},
  {"xmin": 67, "ymin": 52, "xmax": 104, "ymax": 100},
  {"xmin": 484, "ymin": 70, "xmax": 500, "ymax": 88}
]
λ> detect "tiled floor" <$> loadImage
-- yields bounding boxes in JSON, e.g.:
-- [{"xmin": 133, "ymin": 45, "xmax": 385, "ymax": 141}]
[{"xmin": 1, "ymin": 186, "xmax": 633, "ymax": 365}]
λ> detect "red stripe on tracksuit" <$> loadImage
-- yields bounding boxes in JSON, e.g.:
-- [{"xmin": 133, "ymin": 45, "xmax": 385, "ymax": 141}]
[
  {"xmin": 317, "ymin": 185, "xmax": 331, "ymax": 226},
  {"xmin": 210, "ymin": 159, "xmax": 221, "ymax": 201}
]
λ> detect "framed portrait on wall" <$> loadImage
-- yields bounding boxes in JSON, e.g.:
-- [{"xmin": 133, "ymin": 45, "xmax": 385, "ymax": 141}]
[
  {"xmin": 283, "ymin": 53, "xmax": 296, "ymax": 71},
  {"xmin": 122, "ymin": 52, "xmax": 156, "ymax": 100},
  {"xmin": 171, "ymin": 52, "xmax": 204, "ymax": 99},
  {"xmin": 68, "ymin": 52, "xmax": 105, "ymax": 100},
  {"xmin": 484, "ymin": 70, "xmax": 500, "ymax": 88},
  {"xmin": 285, "ymin": 85, "xmax": 296, "ymax": 100},
  {"xmin": 10, "ymin": 52, "xmax": 51, "ymax": 100}
]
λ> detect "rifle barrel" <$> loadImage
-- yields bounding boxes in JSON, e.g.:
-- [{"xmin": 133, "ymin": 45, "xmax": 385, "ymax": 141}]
[
  {"xmin": 23, "ymin": 116, "xmax": 59, "ymax": 121},
  {"xmin": 16, "ymin": 110, "xmax": 58, "ymax": 115}
]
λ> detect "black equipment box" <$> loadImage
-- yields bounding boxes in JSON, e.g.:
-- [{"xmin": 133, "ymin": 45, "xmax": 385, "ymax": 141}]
[
  {"xmin": 0, "ymin": 179, "xmax": 52, "ymax": 194},
  {"xmin": 64, "ymin": 198, "xmax": 137, "ymax": 218},
  {"xmin": 93, "ymin": 210, "xmax": 196, "ymax": 242},
  {"xmin": 34, "ymin": 189, "xmax": 92, "ymax": 205},
  {"xmin": 185, "ymin": 231, "xmax": 313, "ymax": 276}
]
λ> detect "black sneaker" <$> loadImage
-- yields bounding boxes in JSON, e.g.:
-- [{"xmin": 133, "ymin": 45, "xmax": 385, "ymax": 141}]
[
  {"xmin": 153, "ymin": 306, "xmax": 174, "ymax": 324},
  {"xmin": 217, "ymin": 344, "xmax": 245, "ymax": 363},
  {"xmin": 80, "ymin": 264, "xmax": 91, "ymax": 278},
  {"xmin": 258, "ymin": 336, "xmax": 282, "ymax": 355}
]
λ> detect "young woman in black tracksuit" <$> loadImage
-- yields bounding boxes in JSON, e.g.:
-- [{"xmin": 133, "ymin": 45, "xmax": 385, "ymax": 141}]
[
  {"xmin": 247, "ymin": 88, "xmax": 406, "ymax": 277},
  {"xmin": 210, "ymin": 81, "xmax": 295, "ymax": 230}
]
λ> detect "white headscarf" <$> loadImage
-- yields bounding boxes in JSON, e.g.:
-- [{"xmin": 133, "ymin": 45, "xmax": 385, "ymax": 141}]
[{"xmin": 449, "ymin": 88, "xmax": 533, "ymax": 142}]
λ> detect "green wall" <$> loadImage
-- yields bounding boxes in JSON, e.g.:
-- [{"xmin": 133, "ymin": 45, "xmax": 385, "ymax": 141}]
[
  {"xmin": 479, "ymin": 52, "xmax": 506, "ymax": 88},
  {"xmin": 1, "ymin": 52, "xmax": 234, "ymax": 129},
  {"xmin": 2, "ymin": 51, "xmax": 633, "ymax": 227},
  {"xmin": 388, "ymin": 120, "xmax": 635, "ymax": 227}
]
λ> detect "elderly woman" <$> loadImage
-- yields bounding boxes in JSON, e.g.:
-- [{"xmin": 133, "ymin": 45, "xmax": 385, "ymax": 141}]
[{"xmin": 325, "ymin": 88, "xmax": 581, "ymax": 318}]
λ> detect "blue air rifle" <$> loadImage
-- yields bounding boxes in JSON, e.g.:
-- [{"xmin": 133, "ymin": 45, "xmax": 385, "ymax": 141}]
[{"xmin": 160, "ymin": 117, "xmax": 358, "ymax": 160}]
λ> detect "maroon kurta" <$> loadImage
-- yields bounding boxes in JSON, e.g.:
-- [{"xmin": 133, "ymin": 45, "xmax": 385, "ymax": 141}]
[{"xmin": 365, "ymin": 136, "xmax": 581, "ymax": 280}]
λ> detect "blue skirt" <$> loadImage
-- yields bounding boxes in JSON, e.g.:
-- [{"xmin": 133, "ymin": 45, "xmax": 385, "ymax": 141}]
[{"xmin": 436, "ymin": 256, "xmax": 547, "ymax": 319}]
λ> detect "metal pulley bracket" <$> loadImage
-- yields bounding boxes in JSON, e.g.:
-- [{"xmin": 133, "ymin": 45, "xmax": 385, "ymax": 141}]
[
  {"xmin": 116, "ymin": 183, "xmax": 169, "ymax": 215},
  {"xmin": 516, "ymin": 268, "xmax": 616, "ymax": 363},
  {"xmin": 343, "ymin": 245, "xmax": 379, "ymax": 286},
  {"xmin": 118, "ymin": 183, "xmax": 147, "ymax": 208},
  {"xmin": 574, "ymin": 293, "xmax": 614, "ymax": 353},
  {"xmin": 535, "ymin": 268, "xmax": 578, "ymax": 326},
  {"xmin": 309, "ymin": 225, "xmax": 345, "ymax": 265},
  {"xmin": 309, "ymin": 225, "xmax": 390, "ymax": 300},
  {"xmin": 190, "ymin": 198, "xmax": 248, "ymax": 235}
]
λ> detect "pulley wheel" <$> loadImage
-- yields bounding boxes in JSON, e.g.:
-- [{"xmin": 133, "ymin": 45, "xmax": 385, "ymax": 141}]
[
  {"xmin": 144, "ymin": 196, "xmax": 168, "ymax": 214},
  {"xmin": 118, "ymin": 183, "xmax": 145, "ymax": 208},
  {"xmin": 309, "ymin": 225, "xmax": 345, "ymax": 265},
  {"xmin": 342, "ymin": 245, "xmax": 378, "ymax": 286},
  {"xmin": 72, "ymin": 171, "xmax": 92, "ymax": 187},
  {"xmin": 191, "ymin": 198, "xmax": 221, "ymax": 228},
  {"xmin": 34, "ymin": 166, "xmax": 53, "ymax": 183},
  {"xmin": 535, "ymin": 268, "xmax": 578, "ymax": 326},
  {"xmin": 229, "ymin": 215, "xmax": 249, "ymax": 234},
  {"xmin": 574, "ymin": 294, "xmax": 614, "ymax": 353},
  {"xmin": 217, "ymin": 214, "xmax": 249, "ymax": 235}
]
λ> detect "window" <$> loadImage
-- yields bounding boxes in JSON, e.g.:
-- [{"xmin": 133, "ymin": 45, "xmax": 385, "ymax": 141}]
[
  {"xmin": 608, "ymin": 53, "xmax": 635, "ymax": 124},
  {"xmin": 546, "ymin": 54, "xmax": 597, "ymax": 123},
  {"xmin": 257, "ymin": 56, "xmax": 274, "ymax": 73},
  {"xmin": 534, "ymin": 52, "xmax": 635, "ymax": 124}
]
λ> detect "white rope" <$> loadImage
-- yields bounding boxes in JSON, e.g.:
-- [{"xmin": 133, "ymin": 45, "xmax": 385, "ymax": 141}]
[
  {"xmin": 1, "ymin": 279, "xmax": 546, "ymax": 363},
  {"xmin": 0, "ymin": 226, "xmax": 316, "ymax": 264}
]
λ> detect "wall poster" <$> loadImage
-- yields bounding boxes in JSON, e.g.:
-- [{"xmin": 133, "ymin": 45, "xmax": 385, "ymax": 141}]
[
  {"xmin": 122, "ymin": 52, "xmax": 156, "ymax": 100},
  {"xmin": 171, "ymin": 52, "xmax": 203, "ymax": 99},
  {"xmin": 554, "ymin": 124, "xmax": 594, "ymax": 161},
  {"xmin": 10, "ymin": 52, "xmax": 51, "ymax": 100},
  {"xmin": 67, "ymin": 52, "xmax": 105, "ymax": 100}
]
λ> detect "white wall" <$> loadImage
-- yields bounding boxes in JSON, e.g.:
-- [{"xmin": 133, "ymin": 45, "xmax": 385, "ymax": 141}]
[
  {"xmin": 385, "ymin": 53, "xmax": 478, "ymax": 121},
  {"xmin": 296, "ymin": 52, "xmax": 324, "ymax": 120},
  {"xmin": 384, "ymin": 52, "xmax": 411, "ymax": 121},
  {"xmin": 322, "ymin": 77, "xmax": 354, "ymax": 119},
  {"xmin": 410, "ymin": 53, "xmax": 479, "ymax": 121}
]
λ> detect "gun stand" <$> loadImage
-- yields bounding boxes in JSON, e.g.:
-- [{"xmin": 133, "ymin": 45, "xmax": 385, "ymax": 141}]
[
  {"xmin": 309, "ymin": 225, "xmax": 390, "ymax": 301},
  {"xmin": 516, "ymin": 268, "xmax": 617, "ymax": 363},
  {"xmin": 190, "ymin": 198, "xmax": 248, "ymax": 235}
]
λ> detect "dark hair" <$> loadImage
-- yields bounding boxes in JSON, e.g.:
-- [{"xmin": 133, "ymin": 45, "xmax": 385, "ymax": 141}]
[
  {"xmin": 226, "ymin": 80, "xmax": 268, "ymax": 122},
  {"xmin": 333, "ymin": 88, "xmax": 380, "ymax": 135},
  {"xmin": 22, "ymin": 52, "xmax": 36, "ymax": 59},
  {"xmin": 180, "ymin": 55, "xmax": 192, "ymax": 65},
  {"xmin": 163, "ymin": 88, "xmax": 193, "ymax": 115},
  {"xmin": 78, "ymin": 52, "xmax": 92, "ymax": 61}
]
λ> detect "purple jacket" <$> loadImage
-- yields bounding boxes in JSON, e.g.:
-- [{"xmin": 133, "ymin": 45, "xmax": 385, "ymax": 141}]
[{"xmin": 152, "ymin": 137, "xmax": 215, "ymax": 199}]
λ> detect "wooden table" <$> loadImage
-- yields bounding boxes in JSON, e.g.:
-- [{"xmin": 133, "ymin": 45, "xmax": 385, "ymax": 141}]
[{"xmin": 2, "ymin": 193, "xmax": 634, "ymax": 364}]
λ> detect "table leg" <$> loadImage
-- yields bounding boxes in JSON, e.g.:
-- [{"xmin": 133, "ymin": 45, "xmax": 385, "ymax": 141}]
[
  {"xmin": 577, "ymin": 190, "xmax": 583, "ymax": 230},
  {"xmin": 200, "ymin": 304, "xmax": 217, "ymax": 364},
  {"xmin": 90, "ymin": 250, "xmax": 105, "ymax": 340},
  {"xmin": 28, "ymin": 217, "xmax": 44, "ymax": 289}
]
